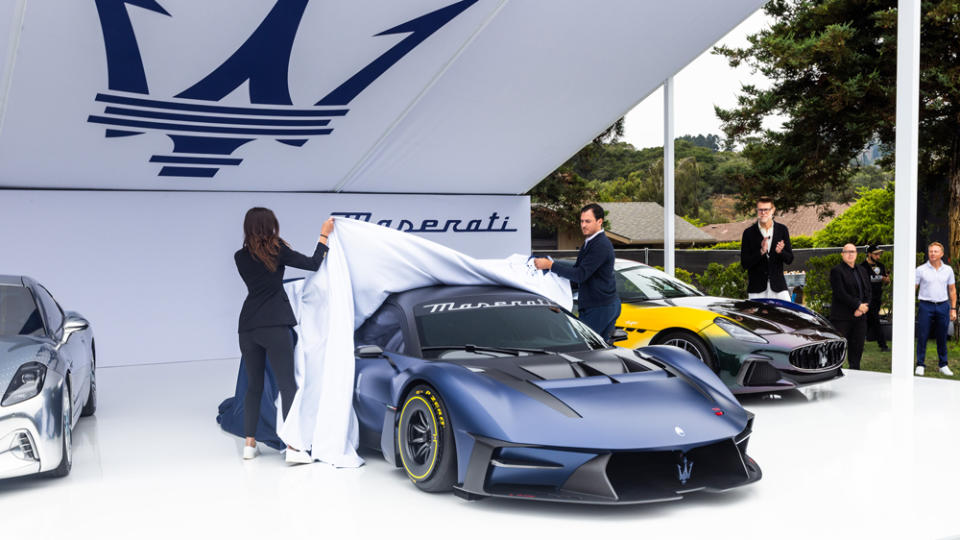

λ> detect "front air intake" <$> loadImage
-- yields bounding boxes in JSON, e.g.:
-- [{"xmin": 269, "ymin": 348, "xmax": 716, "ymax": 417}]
[
  {"xmin": 605, "ymin": 440, "xmax": 750, "ymax": 500},
  {"xmin": 16, "ymin": 432, "xmax": 37, "ymax": 461}
]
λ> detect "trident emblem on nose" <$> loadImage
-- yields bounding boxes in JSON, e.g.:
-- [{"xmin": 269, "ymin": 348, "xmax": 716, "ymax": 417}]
[{"xmin": 677, "ymin": 456, "xmax": 694, "ymax": 485}]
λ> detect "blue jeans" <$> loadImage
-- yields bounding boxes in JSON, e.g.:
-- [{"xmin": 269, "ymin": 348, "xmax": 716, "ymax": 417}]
[
  {"xmin": 916, "ymin": 300, "xmax": 950, "ymax": 368},
  {"xmin": 579, "ymin": 302, "xmax": 621, "ymax": 342}
]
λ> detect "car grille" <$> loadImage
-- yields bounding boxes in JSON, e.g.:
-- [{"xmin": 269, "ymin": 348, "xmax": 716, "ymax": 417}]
[
  {"xmin": 789, "ymin": 340, "xmax": 846, "ymax": 371},
  {"xmin": 605, "ymin": 439, "xmax": 750, "ymax": 499}
]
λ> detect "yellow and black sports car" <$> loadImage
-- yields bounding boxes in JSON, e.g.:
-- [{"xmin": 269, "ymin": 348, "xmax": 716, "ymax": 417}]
[{"xmin": 578, "ymin": 260, "xmax": 845, "ymax": 395}]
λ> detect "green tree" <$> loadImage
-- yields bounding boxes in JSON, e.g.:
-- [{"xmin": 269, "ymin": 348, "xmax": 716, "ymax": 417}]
[
  {"xmin": 529, "ymin": 170, "xmax": 597, "ymax": 234},
  {"xmin": 593, "ymin": 156, "xmax": 709, "ymax": 219},
  {"xmin": 814, "ymin": 183, "xmax": 895, "ymax": 247},
  {"xmin": 715, "ymin": 0, "xmax": 960, "ymax": 258},
  {"xmin": 678, "ymin": 133, "xmax": 722, "ymax": 151},
  {"xmin": 573, "ymin": 139, "xmax": 744, "ymax": 197},
  {"xmin": 528, "ymin": 119, "xmax": 624, "ymax": 234}
]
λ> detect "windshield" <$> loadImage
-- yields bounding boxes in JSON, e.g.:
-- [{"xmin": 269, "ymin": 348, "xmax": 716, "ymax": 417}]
[
  {"xmin": 416, "ymin": 304, "xmax": 606, "ymax": 357},
  {"xmin": 0, "ymin": 285, "xmax": 45, "ymax": 337},
  {"xmin": 616, "ymin": 266, "xmax": 701, "ymax": 301}
]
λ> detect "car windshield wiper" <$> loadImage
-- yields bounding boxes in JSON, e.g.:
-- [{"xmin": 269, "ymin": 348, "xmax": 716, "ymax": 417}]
[{"xmin": 421, "ymin": 344, "xmax": 548, "ymax": 356}]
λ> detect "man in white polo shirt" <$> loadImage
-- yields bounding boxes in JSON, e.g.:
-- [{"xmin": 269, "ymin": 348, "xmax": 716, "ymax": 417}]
[{"xmin": 915, "ymin": 241, "xmax": 957, "ymax": 376}]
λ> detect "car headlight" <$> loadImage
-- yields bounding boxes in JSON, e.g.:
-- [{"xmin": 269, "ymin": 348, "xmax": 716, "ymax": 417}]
[
  {"xmin": 2, "ymin": 362, "xmax": 47, "ymax": 406},
  {"xmin": 714, "ymin": 317, "xmax": 768, "ymax": 344}
]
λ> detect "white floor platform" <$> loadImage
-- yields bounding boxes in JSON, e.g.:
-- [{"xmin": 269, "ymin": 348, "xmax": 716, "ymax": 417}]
[{"xmin": 2, "ymin": 359, "xmax": 959, "ymax": 540}]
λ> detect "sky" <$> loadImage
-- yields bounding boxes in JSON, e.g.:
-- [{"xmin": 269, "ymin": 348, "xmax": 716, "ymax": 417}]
[{"xmin": 622, "ymin": 9, "xmax": 782, "ymax": 150}]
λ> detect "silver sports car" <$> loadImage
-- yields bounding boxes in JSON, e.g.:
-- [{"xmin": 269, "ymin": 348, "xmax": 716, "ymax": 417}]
[{"xmin": 0, "ymin": 275, "xmax": 95, "ymax": 479}]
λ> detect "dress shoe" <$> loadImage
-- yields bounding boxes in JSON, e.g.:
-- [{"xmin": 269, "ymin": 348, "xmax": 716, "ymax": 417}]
[
  {"xmin": 243, "ymin": 445, "xmax": 258, "ymax": 460},
  {"xmin": 915, "ymin": 365, "xmax": 925, "ymax": 376},
  {"xmin": 285, "ymin": 448, "xmax": 313, "ymax": 465},
  {"xmin": 939, "ymin": 365, "xmax": 954, "ymax": 376}
]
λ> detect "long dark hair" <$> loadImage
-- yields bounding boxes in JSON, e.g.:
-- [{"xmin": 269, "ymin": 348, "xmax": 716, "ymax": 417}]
[{"xmin": 243, "ymin": 207, "xmax": 281, "ymax": 272}]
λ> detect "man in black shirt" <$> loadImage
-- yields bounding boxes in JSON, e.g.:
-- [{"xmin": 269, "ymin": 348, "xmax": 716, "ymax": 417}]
[
  {"xmin": 829, "ymin": 243, "xmax": 872, "ymax": 369},
  {"xmin": 860, "ymin": 243, "xmax": 890, "ymax": 351}
]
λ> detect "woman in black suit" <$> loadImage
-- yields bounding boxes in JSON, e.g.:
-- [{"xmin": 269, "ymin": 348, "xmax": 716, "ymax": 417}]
[{"xmin": 235, "ymin": 207, "xmax": 334, "ymax": 462}]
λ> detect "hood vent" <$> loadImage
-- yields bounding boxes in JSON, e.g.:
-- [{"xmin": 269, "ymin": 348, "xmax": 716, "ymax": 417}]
[{"xmin": 518, "ymin": 351, "xmax": 657, "ymax": 381}]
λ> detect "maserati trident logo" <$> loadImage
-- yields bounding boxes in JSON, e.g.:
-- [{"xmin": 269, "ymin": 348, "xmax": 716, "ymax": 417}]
[
  {"xmin": 677, "ymin": 456, "xmax": 694, "ymax": 485},
  {"xmin": 674, "ymin": 426, "xmax": 685, "ymax": 437},
  {"xmin": 819, "ymin": 351, "xmax": 829, "ymax": 368},
  {"xmin": 88, "ymin": 0, "xmax": 478, "ymax": 178}
]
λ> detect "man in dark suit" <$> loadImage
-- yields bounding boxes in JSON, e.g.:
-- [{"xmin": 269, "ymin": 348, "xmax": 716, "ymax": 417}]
[
  {"xmin": 829, "ymin": 243, "xmax": 871, "ymax": 369},
  {"xmin": 741, "ymin": 196, "xmax": 794, "ymax": 301},
  {"xmin": 533, "ymin": 203, "xmax": 620, "ymax": 340}
]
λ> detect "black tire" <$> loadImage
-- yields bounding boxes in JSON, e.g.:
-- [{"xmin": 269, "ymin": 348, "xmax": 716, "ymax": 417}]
[
  {"xmin": 657, "ymin": 330, "xmax": 718, "ymax": 372},
  {"xmin": 81, "ymin": 347, "xmax": 96, "ymax": 417},
  {"xmin": 47, "ymin": 382, "xmax": 73, "ymax": 478},
  {"xmin": 396, "ymin": 385, "xmax": 457, "ymax": 492}
]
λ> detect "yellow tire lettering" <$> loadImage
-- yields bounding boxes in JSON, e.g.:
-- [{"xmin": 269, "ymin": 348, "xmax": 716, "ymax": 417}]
[{"xmin": 398, "ymin": 394, "xmax": 440, "ymax": 481}]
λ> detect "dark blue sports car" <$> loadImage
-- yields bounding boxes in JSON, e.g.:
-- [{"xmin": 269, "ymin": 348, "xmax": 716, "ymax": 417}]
[{"xmin": 352, "ymin": 285, "xmax": 761, "ymax": 504}]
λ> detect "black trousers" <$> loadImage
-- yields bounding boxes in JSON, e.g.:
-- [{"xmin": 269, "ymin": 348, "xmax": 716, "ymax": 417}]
[
  {"xmin": 831, "ymin": 317, "xmax": 867, "ymax": 370},
  {"xmin": 865, "ymin": 295, "xmax": 887, "ymax": 349},
  {"xmin": 239, "ymin": 326, "xmax": 297, "ymax": 438}
]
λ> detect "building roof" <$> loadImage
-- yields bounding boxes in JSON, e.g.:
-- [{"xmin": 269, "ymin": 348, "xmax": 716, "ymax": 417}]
[
  {"xmin": 602, "ymin": 202, "xmax": 717, "ymax": 245},
  {"xmin": 700, "ymin": 202, "xmax": 853, "ymax": 242}
]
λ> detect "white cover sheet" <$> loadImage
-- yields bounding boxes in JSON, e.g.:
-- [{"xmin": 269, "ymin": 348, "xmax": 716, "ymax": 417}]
[{"xmin": 278, "ymin": 218, "xmax": 571, "ymax": 467}]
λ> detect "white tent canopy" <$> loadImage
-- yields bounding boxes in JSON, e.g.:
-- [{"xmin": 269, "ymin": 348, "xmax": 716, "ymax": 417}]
[{"xmin": 0, "ymin": 0, "xmax": 765, "ymax": 193}]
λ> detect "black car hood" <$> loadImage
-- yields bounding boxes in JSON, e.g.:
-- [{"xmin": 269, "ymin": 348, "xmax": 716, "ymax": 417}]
[{"xmin": 630, "ymin": 296, "xmax": 828, "ymax": 335}]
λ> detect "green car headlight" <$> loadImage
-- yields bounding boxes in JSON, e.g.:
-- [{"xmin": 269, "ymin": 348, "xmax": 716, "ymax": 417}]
[
  {"xmin": 714, "ymin": 317, "xmax": 768, "ymax": 344},
  {"xmin": 2, "ymin": 362, "xmax": 47, "ymax": 407}
]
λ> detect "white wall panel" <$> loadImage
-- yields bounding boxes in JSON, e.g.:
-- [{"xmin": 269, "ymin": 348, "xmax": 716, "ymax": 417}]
[{"xmin": 0, "ymin": 190, "xmax": 529, "ymax": 367}]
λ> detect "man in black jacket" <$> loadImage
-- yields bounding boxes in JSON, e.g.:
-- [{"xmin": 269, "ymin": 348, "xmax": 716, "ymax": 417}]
[
  {"xmin": 830, "ymin": 243, "xmax": 872, "ymax": 369},
  {"xmin": 534, "ymin": 203, "xmax": 620, "ymax": 340},
  {"xmin": 860, "ymin": 243, "xmax": 890, "ymax": 351},
  {"xmin": 741, "ymin": 196, "xmax": 793, "ymax": 301}
]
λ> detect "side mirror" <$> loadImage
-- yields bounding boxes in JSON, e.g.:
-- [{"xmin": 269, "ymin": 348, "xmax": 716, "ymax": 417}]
[
  {"xmin": 60, "ymin": 316, "xmax": 89, "ymax": 345},
  {"xmin": 610, "ymin": 329, "xmax": 629, "ymax": 343},
  {"xmin": 355, "ymin": 344, "xmax": 384, "ymax": 358}
]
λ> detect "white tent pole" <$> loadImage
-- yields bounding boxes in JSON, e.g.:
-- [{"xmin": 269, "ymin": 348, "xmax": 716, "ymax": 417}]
[
  {"xmin": 891, "ymin": 0, "xmax": 920, "ymax": 379},
  {"xmin": 663, "ymin": 77, "xmax": 676, "ymax": 276}
]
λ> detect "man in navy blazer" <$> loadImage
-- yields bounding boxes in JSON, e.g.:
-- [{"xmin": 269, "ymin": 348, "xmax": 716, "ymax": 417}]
[{"xmin": 534, "ymin": 203, "xmax": 620, "ymax": 340}]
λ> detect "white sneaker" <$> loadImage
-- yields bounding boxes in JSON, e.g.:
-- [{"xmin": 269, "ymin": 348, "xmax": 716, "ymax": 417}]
[
  {"xmin": 915, "ymin": 366, "xmax": 925, "ymax": 376},
  {"xmin": 243, "ymin": 444, "xmax": 258, "ymax": 460},
  {"xmin": 940, "ymin": 365, "xmax": 954, "ymax": 376},
  {"xmin": 285, "ymin": 448, "xmax": 313, "ymax": 465}
]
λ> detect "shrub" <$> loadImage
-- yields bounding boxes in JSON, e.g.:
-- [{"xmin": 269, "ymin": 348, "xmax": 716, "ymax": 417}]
[
  {"xmin": 707, "ymin": 241, "xmax": 741, "ymax": 250},
  {"xmin": 804, "ymin": 253, "xmax": 843, "ymax": 316},
  {"xmin": 696, "ymin": 262, "xmax": 747, "ymax": 298},
  {"xmin": 791, "ymin": 235, "xmax": 815, "ymax": 248},
  {"xmin": 813, "ymin": 183, "xmax": 894, "ymax": 247},
  {"xmin": 703, "ymin": 235, "xmax": 812, "ymax": 250}
]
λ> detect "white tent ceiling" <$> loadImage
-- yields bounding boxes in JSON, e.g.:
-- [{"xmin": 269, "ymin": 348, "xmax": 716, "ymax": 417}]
[{"xmin": 0, "ymin": 0, "xmax": 764, "ymax": 193}]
